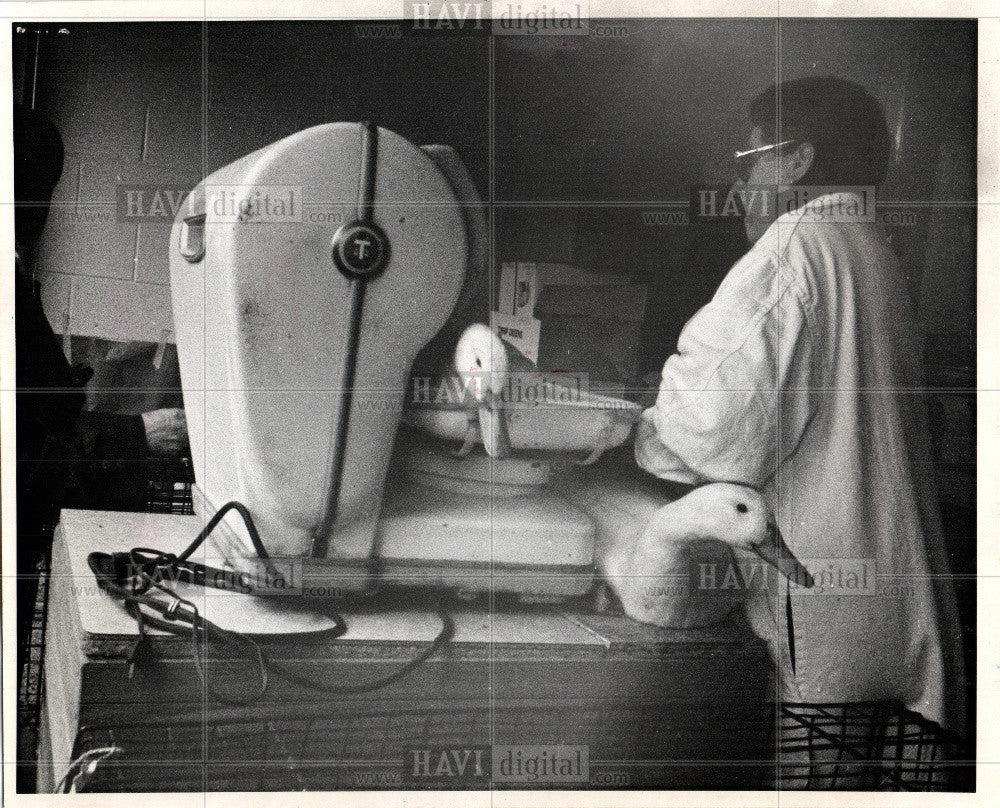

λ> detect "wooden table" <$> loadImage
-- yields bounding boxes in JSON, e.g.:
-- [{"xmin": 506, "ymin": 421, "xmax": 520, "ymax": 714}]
[{"xmin": 39, "ymin": 508, "xmax": 772, "ymax": 792}]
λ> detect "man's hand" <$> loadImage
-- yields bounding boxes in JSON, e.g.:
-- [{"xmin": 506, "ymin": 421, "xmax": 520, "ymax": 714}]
[{"xmin": 141, "ymin": 408, "xmax": 188, "ymax": 456}]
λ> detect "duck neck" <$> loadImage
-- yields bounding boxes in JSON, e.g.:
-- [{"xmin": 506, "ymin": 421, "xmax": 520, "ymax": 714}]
[{"xmin": 643, "ymin": 496, "xmax": 726, "ymax": 552}]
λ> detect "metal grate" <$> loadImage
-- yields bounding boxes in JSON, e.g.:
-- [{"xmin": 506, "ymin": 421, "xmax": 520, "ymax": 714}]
[{"xmin": 775, "ymin": 701, "xmax": 972, "ymax": 791}]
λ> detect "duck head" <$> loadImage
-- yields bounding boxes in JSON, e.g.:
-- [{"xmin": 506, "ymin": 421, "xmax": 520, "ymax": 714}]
[
  {"xmin": 454, "ymin": 323, "xmax": 509, "ymax": 403},
  {"xmin": 672, "ymin": 483, "xmax": 815, "ymax": 588}
]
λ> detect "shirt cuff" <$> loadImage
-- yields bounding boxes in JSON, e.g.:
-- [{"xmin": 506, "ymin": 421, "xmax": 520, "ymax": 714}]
[{"xmin": 633, "ymin": 414, "xmax": 702, "ymax": 485}]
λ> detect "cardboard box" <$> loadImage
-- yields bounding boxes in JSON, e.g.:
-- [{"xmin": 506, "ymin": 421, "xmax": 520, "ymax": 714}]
[
  {"xmin": 535, "ymin": 283, "xmax": 647, "ymax": 390},
  {"xmin": 491, "ymin": 311, "xmax": 542, "ymax": 364},
  {"xmin": 497, "ymin": 262, "xmax": 632, "ymax": 318},
  {"xmin": 494, "ymin": 262, "xmax": 647, "ymax": 393}
]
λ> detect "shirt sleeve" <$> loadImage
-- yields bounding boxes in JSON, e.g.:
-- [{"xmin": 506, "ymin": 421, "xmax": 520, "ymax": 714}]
[{"xmin": 635, "ymin": 248, "xmax": 818, "ymax": 488}]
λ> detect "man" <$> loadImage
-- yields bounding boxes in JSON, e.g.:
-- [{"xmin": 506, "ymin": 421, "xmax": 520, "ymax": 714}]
[{"xmin": 633, "ymin": 77, "xmax": 966, "ymax": 734}]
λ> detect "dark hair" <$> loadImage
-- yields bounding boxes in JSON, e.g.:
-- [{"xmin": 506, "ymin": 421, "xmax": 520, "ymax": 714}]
[
  {"xmin": 14, "ymin": 103, "xmax": 65, "ymax": 251},
  {"xmin": 749, "ymin": 76, "xmax": 891, "ymax": 187}
]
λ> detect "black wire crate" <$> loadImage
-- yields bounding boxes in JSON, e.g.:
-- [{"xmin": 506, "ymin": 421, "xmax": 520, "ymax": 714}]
[
  {"xmin": 144, "ymin": 458, "xmax": 195, "ymax": 515},
  {"xmin": 775, "ymin": 700, "xmax": 972, "ymax": 791}
]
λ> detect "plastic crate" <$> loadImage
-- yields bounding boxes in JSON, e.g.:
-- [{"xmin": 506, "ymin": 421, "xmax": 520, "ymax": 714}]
[{"xmin": 775, "ymin": 701, "xmax": 972, "ymax": 791}]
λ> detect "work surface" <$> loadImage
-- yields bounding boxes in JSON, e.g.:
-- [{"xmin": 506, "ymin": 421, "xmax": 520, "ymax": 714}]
[{"xmin": 41, "ymin": 508, "xmax": 772, "ymax": 792}]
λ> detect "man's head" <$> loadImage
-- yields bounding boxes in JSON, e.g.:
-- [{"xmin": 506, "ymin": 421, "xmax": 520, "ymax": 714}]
[{"xmin": 738, "ymin": 76, "xmax": 891, "ymax": 242}]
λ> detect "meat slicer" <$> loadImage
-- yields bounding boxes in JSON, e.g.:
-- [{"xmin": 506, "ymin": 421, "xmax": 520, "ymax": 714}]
[{"xmin": 169, "ymin": 122, "xmax": 641, "ymax": 601}]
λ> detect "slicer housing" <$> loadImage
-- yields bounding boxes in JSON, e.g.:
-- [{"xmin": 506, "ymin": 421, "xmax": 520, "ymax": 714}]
[{"xmin": 170, "ymin": 123, "xmax": 468, "ymax": 581}]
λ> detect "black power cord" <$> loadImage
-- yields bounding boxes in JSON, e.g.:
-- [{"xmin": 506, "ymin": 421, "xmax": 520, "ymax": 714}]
[{"xmin": 88, "ymin": 501, "xmax": 455, "ymax": 706}]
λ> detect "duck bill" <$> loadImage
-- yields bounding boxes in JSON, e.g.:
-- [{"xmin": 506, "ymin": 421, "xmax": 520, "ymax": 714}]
[{"xmin": 752, "ymin": 522, "xmax": 815, "ymax": 588}]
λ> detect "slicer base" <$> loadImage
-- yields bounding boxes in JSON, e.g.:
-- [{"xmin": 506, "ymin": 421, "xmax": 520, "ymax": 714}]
[
  {"xmin": 304, "ymin": 557, "xmax": 595, "ymax": 601},
  {"xmin": 193, "ymin": 483, "xmax": 596, "ymax": 601}
]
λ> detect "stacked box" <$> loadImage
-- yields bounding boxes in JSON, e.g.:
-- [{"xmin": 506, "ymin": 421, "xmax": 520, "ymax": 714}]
[{"xmin": 495, "ymin": 262, "xmax": 647, "ymax": 392}]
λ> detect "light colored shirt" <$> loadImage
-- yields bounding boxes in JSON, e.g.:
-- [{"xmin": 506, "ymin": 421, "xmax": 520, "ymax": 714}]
[{"xmin": 634, "ymin": 192, "xmax": 965, "ymax": 731}]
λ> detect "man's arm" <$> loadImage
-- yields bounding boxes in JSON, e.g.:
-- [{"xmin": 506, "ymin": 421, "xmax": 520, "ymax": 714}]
[{"xmin": 635, "ymin": 254, "xmax": 818, "ymax": 488}]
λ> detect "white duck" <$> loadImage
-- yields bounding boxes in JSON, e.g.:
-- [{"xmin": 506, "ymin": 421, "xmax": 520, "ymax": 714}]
[
  {"xmin": 454, "ymin": 323, "xmax": 537, "ymax": 458},
  {"xmin": 601, "ymin": 482, "xmax": 814, "ymax": 628}
]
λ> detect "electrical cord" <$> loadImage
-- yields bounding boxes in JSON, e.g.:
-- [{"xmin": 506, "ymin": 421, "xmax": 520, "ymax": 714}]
[
  {"xmin": 87, "ymin": 501, "xmax": 455, "ymax": 706},
  {"xmin": 265, "ymin": 603, "xmax": 455, "ymax": 696}
]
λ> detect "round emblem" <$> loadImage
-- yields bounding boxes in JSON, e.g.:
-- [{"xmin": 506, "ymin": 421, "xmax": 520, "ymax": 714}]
[{"xmin": 331, "ymin": 221, "xmax": 390, "ymax": 279}]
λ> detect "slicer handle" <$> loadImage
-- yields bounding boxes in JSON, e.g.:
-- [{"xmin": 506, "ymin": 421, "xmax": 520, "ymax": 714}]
[{"xmin": 178, "ymin": 214, "xmax": 206, "ymax": 263}]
